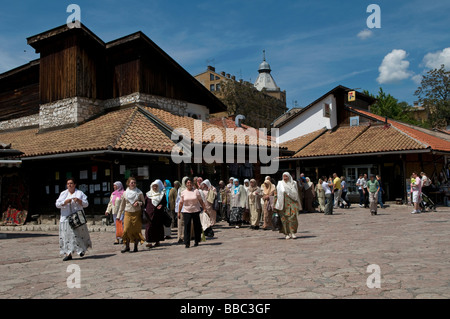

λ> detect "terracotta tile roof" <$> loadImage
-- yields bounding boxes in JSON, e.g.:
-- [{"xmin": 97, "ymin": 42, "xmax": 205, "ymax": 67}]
[
  {"xmin": 144, "ymin": 107, "xmax": 277, "ymax": 147},
  {"xmin": 280, "ymin": 128, "xmax": 327, "ymax": 152},
  {"xmin": 0, "ymin": 107, "xmax": 176, "ymax": 157},
  {"xmin": 0, "ymin": 104, "xmax": 278, "ymax": 159},
  {"xmin": 291, "ymin": 124, "xmax": 426, "ymax": 158},
  {"xmin": 209, "ymin": 117, "xmax": 276, "ymax": 141},
  {"xmin": 347, "ymin": 106, "xmax": 450, "ymax": 152}
]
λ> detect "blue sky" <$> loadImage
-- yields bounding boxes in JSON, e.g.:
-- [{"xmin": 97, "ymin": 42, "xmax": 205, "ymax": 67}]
[{"xmin": 1, "ymin": 0, "xmax": 449, "ymax": 108}]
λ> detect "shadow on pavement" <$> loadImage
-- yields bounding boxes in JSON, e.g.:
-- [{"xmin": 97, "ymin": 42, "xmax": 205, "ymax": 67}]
[{"xmin": 0, "ymin": 233, "xmax": 58, "ymax": 240}]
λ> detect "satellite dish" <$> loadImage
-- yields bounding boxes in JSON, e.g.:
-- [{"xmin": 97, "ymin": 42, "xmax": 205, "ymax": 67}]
[{"xmin": 235, "ymin": 115, "xmax": 245, "ymax": 127}]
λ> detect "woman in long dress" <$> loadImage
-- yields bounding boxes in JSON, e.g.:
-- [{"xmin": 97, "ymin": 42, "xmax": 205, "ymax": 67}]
[
  {"xmin": 316, "ymin": 178, "xmax": 326, "ymax": 213},
  {"xmin": 56, "ymin": 178, "xmax": 92, "ymax": 261},
  {"xmin": 118, "ymin": 177, "xmax": 145, "ymax": 253},
  {"xmin": 303, "ymin": 177, "xmax": 316, "ymax": 213},
  {"xmin": 229, "ymin": 179, "xmax": 246, "ymax": 228},
  {"xmin": 274, "ymin": 172, "xmax": 300, "ymax": 240},
  {"xmin": 105, "ymin": 181, "xmax": 125, "ymax": 245},
  {"xmin": 247, "ymin": 179, "xmax": 262, "ymax": 230},
  {"xmin": 200, "ymin": 179, "xmax": 217, "ymax": 227},
  {"xmin": 144, "ymin": 180, "xmax": 167, "ymax": 248},
  {"xmin": 261, "ymin": 176, "xmax": 275, "ymax": 230}
]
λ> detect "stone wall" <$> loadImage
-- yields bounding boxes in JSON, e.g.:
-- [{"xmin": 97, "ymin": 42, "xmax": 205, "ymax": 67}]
[{"xmin": 0, "ymin": 92, "xmax": 210, "ymax": 132}]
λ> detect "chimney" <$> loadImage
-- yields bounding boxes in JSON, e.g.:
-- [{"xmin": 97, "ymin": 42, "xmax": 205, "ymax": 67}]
[
  {"xmin": 231, "ymin": 75, "xmax": 236, "ymax": 81},
  {"xmin": 226, "ymin": 73, "xmax": 230, "ymax": 78},
  {"xmin": 221, "ymin": 71, "xmax": 225, "ymax": 76},
  {"xmin": 207, "ymin": 65, "xmax": 215, "ymax": 72}
]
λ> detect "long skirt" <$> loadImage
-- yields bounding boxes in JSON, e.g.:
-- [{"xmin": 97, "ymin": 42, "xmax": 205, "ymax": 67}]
[
  {"xmin": 122, "ymin": 211, "xmax": 145, "ymax": 245},
  {"xmin": 249, "ymin": 201, "xmax": 261, "ymax": 227},
  {"xmin": 262, "ymin": 199, "xmax": 273, "ymax": 229},
  {"xmin": 229, "ymin": 207, "xmax": 243, "ymax": 226},
  {"xmin": 59, "ymin": 219, "xmax": 92, "ymax": 256},
  {"xmin": 317, "ymin": 195, "xmax": 326, "ymax": 213}
]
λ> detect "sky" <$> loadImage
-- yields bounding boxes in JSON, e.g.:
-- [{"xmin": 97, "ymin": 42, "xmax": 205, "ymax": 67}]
[{"xmin": 1, "ymin": 0, "xmax": 449, "ymax": 109}]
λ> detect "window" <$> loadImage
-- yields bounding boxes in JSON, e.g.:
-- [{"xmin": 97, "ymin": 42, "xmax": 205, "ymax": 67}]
[
  {"xmin": 350, "ymin": 116, "xmax": 360, "ymax": 127},
  {"xmin": 210, "ymin": 73, "xmax": 215, "ymax": 81},
  {"xmin": 216, "ymin": 84, "xmax": 221, "ymax": 91},
  {"xmin": 210, "ymin": 84, "xmax": 215, "ymax": 92},
  {"xmin": 323, "ymin": 103, "xmax": 331, "ymax": 118}
]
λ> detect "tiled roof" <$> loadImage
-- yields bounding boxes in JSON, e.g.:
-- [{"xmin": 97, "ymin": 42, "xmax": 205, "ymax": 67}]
[
  {"xmin": 0, "ymin": 107, "xmax": 176, "ymax": 158},
  {"xmin": 347, "ymin": 106, "xmax": 450, "ymax": 152},
  {"xmin": 0, "ymin": 104, "xmax": 278, "ymax": 159},
  {"xmin": 209, "ymin": 117, "xmax": 276, "ymax": 141},
  {"xmin": 291, "ymin": 124, "xmax": 426, "ymax": 159},
  {"xmin": 280, "ymin": 128, "xmax": 327, "ymax": 152}
]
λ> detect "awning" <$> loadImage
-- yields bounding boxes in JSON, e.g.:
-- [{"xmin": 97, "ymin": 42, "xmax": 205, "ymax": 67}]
[{"xmin": 0, "ymin": 160, "xmax": 22, "ymax": 167}]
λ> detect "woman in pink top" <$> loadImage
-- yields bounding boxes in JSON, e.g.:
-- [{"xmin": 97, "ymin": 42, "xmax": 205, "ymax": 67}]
[{"xmin": 178, "ymin": 178, "xmax": 206, "ymax": 248}]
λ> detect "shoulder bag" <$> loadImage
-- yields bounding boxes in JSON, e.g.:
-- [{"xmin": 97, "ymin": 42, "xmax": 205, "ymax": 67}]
[{"xmin": 68, "ymin": 201, "xmax": 87, "ymax": 229}]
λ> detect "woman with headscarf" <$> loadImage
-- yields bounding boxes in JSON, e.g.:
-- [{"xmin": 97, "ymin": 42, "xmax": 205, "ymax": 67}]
[
  {"xmin": 200, "ymin": 179, "xmax": 217, "ymax": 227},
  {"xmin": 274, "ymin": 172, "xmax": 300, "ymax": 240},
  {"xmin": 247, "ymin": 179, "xmax": 262, "ymax": 230},
  {"xmin": 117, "ymin": 177, "xmax": 145, "ymax": 253},
  {"xmin": 261, "ymin": 176, "xmax": 276, "ymax": 230},
  {"xmin": 169, "ymin": 181, "xmax": 180, "ymax": 228},
  {"xmin": 175, "ymin": 176, "xmax": 189, "ymax": 244},
  {"xmin": 105, "ymin": 181, "xmax": 125, "ymax": 245},
  {"xmin": 242, "ymin": 179, "xmax": 251, "ymax": 225},
  {"xmin": 163, "ymin": 179, "xmax": 173, "ymax": 239},
  {"xmin": 144, "ymin": 179, "xmax": 167, "ymax": 248},
  {"xmin": 303, "ymin": 177, "xmax": 316, "ymax": 213},
  {"xmin": 229, "ymin": 179, "xmax": 246, "ymax": 228},
  {"xmin": 316, "ymin": 178, "xmax": 326, "ymax": 213}
]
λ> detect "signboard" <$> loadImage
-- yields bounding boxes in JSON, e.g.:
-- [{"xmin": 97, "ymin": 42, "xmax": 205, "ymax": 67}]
[{"xmin": 348, "ymin": 91, "xmax": 356, "ymax": 102}]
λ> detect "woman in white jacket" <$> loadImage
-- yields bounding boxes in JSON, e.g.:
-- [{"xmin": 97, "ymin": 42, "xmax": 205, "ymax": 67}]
[{"xmin": 56, "ymin": 178, "xmax": 91, "ymax": 261}]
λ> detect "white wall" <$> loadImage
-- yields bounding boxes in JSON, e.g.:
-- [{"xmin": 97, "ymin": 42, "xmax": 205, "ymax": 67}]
[{"xmin": 278, "ymin": 94, "xmax": 337, "ymax": 143}]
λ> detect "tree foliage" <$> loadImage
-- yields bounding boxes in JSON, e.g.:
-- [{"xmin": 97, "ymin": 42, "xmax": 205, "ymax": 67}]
[
  {"xmin": 414, "ymin": 64, "xmax": 450, "ymax": 129},
  {"xmin": 216, "ymin": 79, "xmax": 286, "ymax": 130},
  {"xmin": 363, "ymin": 87, "xmax": 422, "ymax": 126}
]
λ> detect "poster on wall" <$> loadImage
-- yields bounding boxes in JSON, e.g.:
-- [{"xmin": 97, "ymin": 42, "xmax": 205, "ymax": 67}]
[{"xmin": 80, "ymin": 170, "xmax": 88, "ymax": 180}]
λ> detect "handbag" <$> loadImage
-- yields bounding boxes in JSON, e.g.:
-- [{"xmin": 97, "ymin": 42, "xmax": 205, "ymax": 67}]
[
  {"xmin": 68, "ymin": 202, "xmax": 87, "ymax": 229},
  {"xmin": 162, "ymin": 207, "xmax": 172, "ymax": 228},
  {"xmin": 271, "ymin": 212, "xmax": 281, "ymax": 231}
]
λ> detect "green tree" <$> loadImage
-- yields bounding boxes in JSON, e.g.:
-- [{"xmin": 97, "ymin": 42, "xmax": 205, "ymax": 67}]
[
  {"xmin": 363, "ymin": 87, "xmax": 421, "ymax": 125},
  {"xmin": 414, "ymin": 64, "xmax": 450, "ymax": 129}
]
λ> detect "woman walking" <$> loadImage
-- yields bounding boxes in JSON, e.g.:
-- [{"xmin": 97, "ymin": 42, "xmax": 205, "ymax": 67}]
[
  {"xmin": 105, "ymin": 181, "xmax": 125, "ymax": 245},
  {"xmin": 56, "ymin": 178, "xmax": 91, "ymax": 261},
  {"xmin": 118, "ymin": 177, "xmax": 145, "ymax": 253},
  {"xmin": 274, "ymin": 172, "xmax": 300, "ymax": 240},
  {"xmin": 316, "ymin": 178, "xmax": 326, "ymax": 213},
  {"xmin": 200, "ymin": 179, "xmax": 217, "ymax": 226},
  {"xmin": 322, "ymin": 176, "xmax": 333, "ymax": 215},
  {"xmin": 144, "ymin": 180, "xmax": 167, "ymax": 248},
  {"xmin": 229, "ymin": 179, "xmax": 246, "ymax": 228},
  {"xmin": 261, "ymin": 176, "xmax": 275, "ymax": 230},
  {"xmin": 175, "ymin": 176, "xmax": 189, "ymax": 244},
  {"xmin": 178, "ymin": 178, "xmax": 206, "ymax": 248},
  {"xmin": 247, "ymin": 179, "xmax": 262, "ymax": 230}
]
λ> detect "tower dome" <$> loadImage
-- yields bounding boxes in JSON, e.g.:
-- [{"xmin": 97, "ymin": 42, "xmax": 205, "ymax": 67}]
[{"xmin": 254, "ymin": 50, "xmax": 279, "ymax": 91}]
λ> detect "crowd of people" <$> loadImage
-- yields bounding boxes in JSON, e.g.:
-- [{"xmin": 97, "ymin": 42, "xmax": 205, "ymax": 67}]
[{"xmin": 55, "ymin": 170, "xmax": 434, "ymax": 261}]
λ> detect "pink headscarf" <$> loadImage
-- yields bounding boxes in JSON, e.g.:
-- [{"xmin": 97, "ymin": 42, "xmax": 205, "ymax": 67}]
[{"xmin": 112, "ymin": 181, "xmax": 124, "ymax": 204}]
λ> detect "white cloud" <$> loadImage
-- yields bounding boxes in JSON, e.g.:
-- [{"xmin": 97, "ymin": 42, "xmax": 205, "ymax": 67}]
[
  {"xmin": 357, "ymin": 29, "xmax": 373, "ymax": 40},
  {"xmin": 377, "ymin": 49, "xmax": 413, "ymax": 84},
  {"xmin": 422, "ymin": 47, "xmax": 450, "ymax": 70}
]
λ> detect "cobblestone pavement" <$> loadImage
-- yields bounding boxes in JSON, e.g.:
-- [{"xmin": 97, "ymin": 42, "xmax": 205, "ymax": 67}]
[{"xmin": 1, "ymin": 204, "xmax": 449, "ymax": 299}]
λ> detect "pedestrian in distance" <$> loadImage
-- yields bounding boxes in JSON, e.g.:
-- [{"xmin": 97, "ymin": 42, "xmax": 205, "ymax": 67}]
[{"xmin": 105, "ymin": 181, "xmax": 125, "ymax": 245}]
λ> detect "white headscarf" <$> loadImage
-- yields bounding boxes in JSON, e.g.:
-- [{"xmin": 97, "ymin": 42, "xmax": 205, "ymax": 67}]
[
  {"xmin": 147, "ymin": 179, "xmax": 165, "ymax": 206},
  {"xmin": 125, "ymin": 185, "xmax": 142, "ymax": 205},
  {"xmin": 274, "ymin": 172, "xmax": 299, "ymax": 211},
  {"xmin": 201, "ymin": 179, "xmax": 212, "ymax": 190}
]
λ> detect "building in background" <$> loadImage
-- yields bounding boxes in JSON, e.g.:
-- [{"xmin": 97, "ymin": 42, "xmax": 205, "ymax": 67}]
[{"xmin": 194, "ymin": 52, "xmax": 287, "ymax": 131}]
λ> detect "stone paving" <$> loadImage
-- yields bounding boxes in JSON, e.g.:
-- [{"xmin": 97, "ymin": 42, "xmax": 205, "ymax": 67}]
[{"xmin": 0, "ymin": 204, "xmax": 449, "ymax": 299}]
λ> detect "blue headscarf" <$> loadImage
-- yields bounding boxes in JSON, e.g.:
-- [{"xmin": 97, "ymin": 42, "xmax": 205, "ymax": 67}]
[
  {"xmin": 165, "ymin": 180, "xmax": 172, "ymax": 208},
  {"xmin": 232, "ymin": 178, "xmax": 240, "ymax": 194}
]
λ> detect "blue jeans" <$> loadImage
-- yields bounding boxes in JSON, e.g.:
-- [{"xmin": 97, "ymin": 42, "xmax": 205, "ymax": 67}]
[
  {"xmin": 358, "ymin": 189, "xmax": 364, "ymax": 205},
  {"xmin": 378, "ymin": 191, "xmax": 384, "ymax": 208}
]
